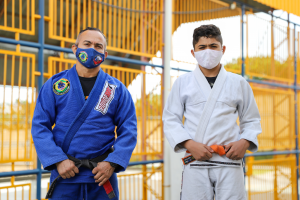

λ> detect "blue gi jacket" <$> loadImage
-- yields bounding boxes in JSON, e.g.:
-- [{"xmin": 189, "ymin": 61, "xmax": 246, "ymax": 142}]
[{"xmin": 31, "ymin": 65, "xmax": 137, "ymax": 183}]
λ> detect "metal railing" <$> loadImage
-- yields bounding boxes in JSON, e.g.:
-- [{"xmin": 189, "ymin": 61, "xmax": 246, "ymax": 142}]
[{"xmin": 1, "ymin": 0, "xmax": 300, "ymax": 199}]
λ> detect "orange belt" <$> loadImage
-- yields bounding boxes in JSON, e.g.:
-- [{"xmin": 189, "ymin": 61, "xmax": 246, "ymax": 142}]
[{"xmin": 182, "ymin": 145, "xmax": 226, "ymax": 165}]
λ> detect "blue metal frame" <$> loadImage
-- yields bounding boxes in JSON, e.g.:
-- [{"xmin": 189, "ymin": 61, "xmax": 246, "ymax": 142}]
[
  {"xmin": 36, "ymin": 0, "xmax": 45, "ymax": 199},
  {"xmin": 0, "ymin": 160, "xmax": 164, "ymax": 178}
]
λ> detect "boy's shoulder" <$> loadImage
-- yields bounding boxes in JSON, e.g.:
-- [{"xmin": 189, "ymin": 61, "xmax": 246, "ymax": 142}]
[
  {"xmin": 177, "ymin": 71, "xmax": 194, "ymax": 82},
  {"xmin": 226, "ymin": 71, "xmax": 248, "ymax": 85}
]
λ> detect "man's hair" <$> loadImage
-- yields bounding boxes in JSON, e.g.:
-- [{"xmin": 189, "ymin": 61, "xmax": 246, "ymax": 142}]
[
  {"xmin": 75, "ymin": 27, "xmax": 107, "ymax": 48},
  {"xmin": 192, "ymin": 25, "xmax": 223, "ymax": 48}
]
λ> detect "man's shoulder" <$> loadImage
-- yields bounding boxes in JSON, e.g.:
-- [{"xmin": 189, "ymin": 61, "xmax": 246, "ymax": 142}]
[
  {"xmin": 43, "ymin": 70, "xmax": 70, "ymax": 89},
  {"xmin": 50, "ymin": 70, "xmax": 70, "ymax": 83},
  {"xmin": 104, "ymin": 72, "xmax": 127, "ymax": 90}
]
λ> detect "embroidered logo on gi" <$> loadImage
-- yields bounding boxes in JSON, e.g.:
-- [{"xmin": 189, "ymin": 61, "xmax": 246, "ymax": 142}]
[
  {"xmin": 53, "ymin": 78, "xmax": 70, "ymax": 95},
  {"xmin": 94, "ymin": 81, "xmax": 117, "ymax": 115},
  {"xmin": 93, "ymin": 55, "xmax": 103, "ymax": 65},
  {"xmin": 78, "ymin": 51, "xmax": 88, "ymax": 63}
]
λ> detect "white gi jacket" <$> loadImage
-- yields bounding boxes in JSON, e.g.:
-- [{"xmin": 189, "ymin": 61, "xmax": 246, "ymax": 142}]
[{"xmin": 163, "ymin": 65, "xmax": 261, "ymax": 167}]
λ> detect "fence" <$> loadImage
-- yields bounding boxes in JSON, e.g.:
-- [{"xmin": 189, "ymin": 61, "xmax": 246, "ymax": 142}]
[{"xmin": 1, "ymin": 0, "xmax": 300, "ymax": 200}]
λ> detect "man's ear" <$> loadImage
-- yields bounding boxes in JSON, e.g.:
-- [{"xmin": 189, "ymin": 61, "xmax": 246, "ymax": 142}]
[
  {"xmin": 191, "ymin": 49, "xmax": 195, "ymax": 58},
  {"xmin": 222, "ymin": 45, "xmax": 226, "ymax": 54},
  {"xmin": 105, "ymin": 51, "xmax": 108, "ymax": 59},
  {"xmin": 71, "ymin": 44, "xmax": 77, "ymax": 55}
]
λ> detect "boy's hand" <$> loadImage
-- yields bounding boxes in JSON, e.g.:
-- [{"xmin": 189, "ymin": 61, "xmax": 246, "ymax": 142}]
[
  {"xmin": 224, "ymin": 139, "xmax": 250, "ymax": 160},
  {"xmin": 182, "ymin": 140, "xmax": 214, "ymax": 161}
]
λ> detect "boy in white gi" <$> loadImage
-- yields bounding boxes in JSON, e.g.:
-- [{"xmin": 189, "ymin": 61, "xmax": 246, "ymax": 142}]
[{"xmin": 163, "ymin": 25, "xmax": 261, "ymax": 199}]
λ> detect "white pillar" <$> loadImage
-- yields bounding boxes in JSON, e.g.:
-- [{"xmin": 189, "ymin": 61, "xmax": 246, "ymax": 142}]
[{"xmin": 163, "ymin": 0, "xmax": 172, "ymax": 199}]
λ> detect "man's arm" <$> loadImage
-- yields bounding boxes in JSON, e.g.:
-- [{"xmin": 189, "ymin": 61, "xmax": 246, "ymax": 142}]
[
  {"xmin": 104, "ymin": 84, "xmax": 138, "ymax": 171},
  {"xmin": 93, "ymin": 84, "xmax": 137, "ymax": 185},
  {"xmin": 31, "ymin": 80, "xmax": 69, "ymax": 170}
]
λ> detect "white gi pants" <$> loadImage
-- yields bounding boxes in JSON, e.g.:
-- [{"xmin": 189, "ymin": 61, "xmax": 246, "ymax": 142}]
[{"xmin": 181, "ymin": 165, "xmax": 247, "ymax": 200}]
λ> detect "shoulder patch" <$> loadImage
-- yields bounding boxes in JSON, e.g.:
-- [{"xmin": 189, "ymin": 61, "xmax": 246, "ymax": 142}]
[
  {"xmin": 94, "ymin": 81, "xmax": 117, "ymax": 115},
  {"xmin": 53, "ymin": 78, "xmax": 70, "ymax": 95}
]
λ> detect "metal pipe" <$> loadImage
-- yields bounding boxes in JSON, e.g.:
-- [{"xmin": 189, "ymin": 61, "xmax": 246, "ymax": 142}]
[
  {"xmin": 0, "ymin": 160, "xmax": 164, "ymax": 178},
  {"xmin": 241, "ymin": 4, "xmax": 245, "ymax": 77},
  {"xmin": 163, "ymin": 0, "xmax": 172, "ymax": 199},
  {"xmin": 244, "ymin": 150, "xmax": 300, "ymax": 157},
  {"xmin": 36, "ymin": 0, "xmax": 45, "ymax": 199},
  {"xmin": 227, "ymin": 0, "xmax": 300, "ymax": 26},
  {"xmin": 247, "ymin": 79, "xmax": 300, "ymax": 89},
  {"xmin": 0, "ymin": 37, "xmax": 41, "ymax": 48},
  {"xmin": 294, "ymin": 23, "xmax": 300, "ymax": 200}
]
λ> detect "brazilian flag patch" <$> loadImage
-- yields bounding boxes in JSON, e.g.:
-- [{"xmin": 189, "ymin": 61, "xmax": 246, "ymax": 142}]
[{"xmin": 53, "ymin": 78, "xmax": 70, "ymax": 95}]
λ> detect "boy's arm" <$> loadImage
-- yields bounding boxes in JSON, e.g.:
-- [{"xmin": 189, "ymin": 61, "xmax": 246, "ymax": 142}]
[
  {"xmin": 162, "ymin": 78, "xmax": 193, "ymax": 153},
  {"xmin": 237, "ymin": 80, "xmax": 262, "ymax": 152}
]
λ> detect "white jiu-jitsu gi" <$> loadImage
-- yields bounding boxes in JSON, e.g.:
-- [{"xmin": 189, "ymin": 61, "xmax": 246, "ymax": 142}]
[{"xmin": 163, "ymin": 65, "xmax": 261, "ymax": 199}]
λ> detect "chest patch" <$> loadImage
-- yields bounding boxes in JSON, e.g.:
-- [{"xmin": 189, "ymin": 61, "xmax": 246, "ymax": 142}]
[
  {"xmin": 94, "ymin": 81, "xmax": 117, "ymax": 115},
  {"xmin": 53, "ymin": 78, "xmax": 70, "ymax": 95}
]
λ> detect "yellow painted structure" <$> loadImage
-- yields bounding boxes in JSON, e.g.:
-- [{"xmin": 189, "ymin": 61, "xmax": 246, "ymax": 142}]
[
  {"xmin": 254, "ymin": 0, "xmax": 300, "ymax": 17},
  {"xmin": 0, "ymin": 0, "xmax": 300, "ymax": 200}
]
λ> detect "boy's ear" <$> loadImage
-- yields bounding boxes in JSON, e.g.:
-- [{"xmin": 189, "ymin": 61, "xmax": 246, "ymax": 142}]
[
  {"xmin": 191, "ymin": 49, "xmax": 195, "ymax": 58},
  {"xmin": 222, "ymin": 45, "xmax": 226, "ymax": 54}
]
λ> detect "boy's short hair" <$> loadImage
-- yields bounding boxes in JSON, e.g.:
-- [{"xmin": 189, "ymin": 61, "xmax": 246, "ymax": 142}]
[{"xmin": 192, "ymin": 25, "xmax": 223, "ymax": 48}]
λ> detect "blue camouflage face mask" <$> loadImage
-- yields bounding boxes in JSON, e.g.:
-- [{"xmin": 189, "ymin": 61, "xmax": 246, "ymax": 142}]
[{"xmin": 75, "ymin": 46, "xmax": 105, "ymax": 69}]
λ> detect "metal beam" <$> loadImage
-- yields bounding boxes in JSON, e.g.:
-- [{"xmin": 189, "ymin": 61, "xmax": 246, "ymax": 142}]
[
  {"xmin": 163, "ymin": 0, "xmax": 172, "ymax": 199},
  {"xmin": 226, "ymin": 0, "xmax": 300, "ymax": 26},
  {"xmin": 244, "ymin": 150, "xmax": 300, "ymax": 157},
  {"xmin": 0, "ymin": 160, "xmax": 164, "ymax": 178},
  {"xmin": 36, "ymin": 0, "xmax": 45, "ymax": 199}
]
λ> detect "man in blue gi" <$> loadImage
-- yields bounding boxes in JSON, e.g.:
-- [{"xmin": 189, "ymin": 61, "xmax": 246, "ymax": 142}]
[{"xmin": 31, "ymin": 27, "xmax": 138, "ymax": 200}]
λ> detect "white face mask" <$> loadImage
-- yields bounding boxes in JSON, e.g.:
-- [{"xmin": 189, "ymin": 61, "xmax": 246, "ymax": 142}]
[{"xmin": 194, "ymin": 49, "xmax": 223, "ymax": 69}]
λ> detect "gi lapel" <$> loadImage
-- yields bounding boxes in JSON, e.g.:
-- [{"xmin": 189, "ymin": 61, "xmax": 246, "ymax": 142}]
[
  {"xmin": 193, "ymin": 65, "xmax": 227, "ymax": 143},
  {"xmin": 193, "ymin": 65, "xmax": 212, "ymax": 100},
  {"xmin": 61, "ymin": 65, "xmax": 108, "ymax": 153}
]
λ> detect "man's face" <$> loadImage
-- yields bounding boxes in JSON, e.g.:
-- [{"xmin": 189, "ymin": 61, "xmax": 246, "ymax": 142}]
[
  {"xmin": 72, "ymin": 30, "xmax": 107, "ymax": 57},
  {"xmin": 191, "ymin": 36, "xmax": 225, "ymax": 58}
]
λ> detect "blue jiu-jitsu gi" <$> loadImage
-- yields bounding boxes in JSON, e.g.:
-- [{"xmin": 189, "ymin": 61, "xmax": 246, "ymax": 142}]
[{"xmin": 31, "ymin": 65, "xmax": 137, "ymax": 199}]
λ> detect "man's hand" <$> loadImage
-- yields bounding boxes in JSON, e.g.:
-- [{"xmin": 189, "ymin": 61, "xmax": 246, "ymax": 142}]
[
  {"xmin": 182, "ymin": 140, "xmax": 214, "ymax": 161},
  {"xmin": 225, "ymin": 139, "xmax": 251, "ymax": 160},
  {"xmin": 56, "ymin": 159, "xmax": 79, "ymax": 179},
  {"xmin": 92, "ymin": 162, "xmax": 115, "ymax": 186}
]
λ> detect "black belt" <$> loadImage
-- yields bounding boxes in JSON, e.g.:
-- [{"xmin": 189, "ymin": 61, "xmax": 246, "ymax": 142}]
[{"xmin": 46, "ymin": 148, "xmax": 116, "ymax": 199}]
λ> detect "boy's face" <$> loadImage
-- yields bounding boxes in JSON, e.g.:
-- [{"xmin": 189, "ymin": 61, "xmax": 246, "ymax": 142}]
[{"xmin": 191, "ymin": 36, "xmax": 226, "ymax": 57}]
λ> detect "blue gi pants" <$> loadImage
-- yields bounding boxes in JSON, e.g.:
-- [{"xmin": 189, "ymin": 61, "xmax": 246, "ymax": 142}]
[{"xmin": 48, "ymin": 174, "xmax": 119, "ymax": 200}]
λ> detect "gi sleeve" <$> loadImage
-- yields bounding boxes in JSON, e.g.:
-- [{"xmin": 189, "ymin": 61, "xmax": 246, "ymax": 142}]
[
  {"xmin": 162, "ymin": 77, "xmax": 192, "ymax": 153},
  {"xmin": 31, "ymin": 79, "xmax": 68, "ymax": 171},
  {"xmin": 104, "ymin": 84, "xmax": 137, "ymax": 173},
  {"xmin": 238, "ymin": 79, "xmax": 262, "ymax": 152}
]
